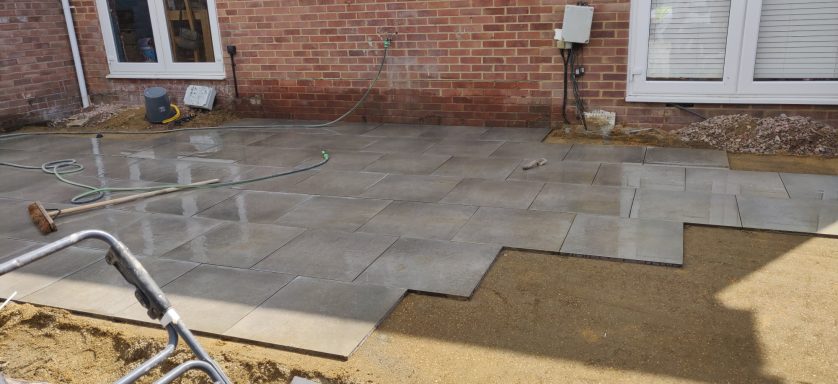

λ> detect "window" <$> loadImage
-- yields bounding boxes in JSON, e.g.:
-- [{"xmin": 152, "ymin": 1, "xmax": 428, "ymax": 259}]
[
  {"xmin": 628, "ymin": 0, "xmax": 838, "ymax": 104},
  {"xmin": 94, "ymin": 0, "xmax": 225, "ymax": 79}
]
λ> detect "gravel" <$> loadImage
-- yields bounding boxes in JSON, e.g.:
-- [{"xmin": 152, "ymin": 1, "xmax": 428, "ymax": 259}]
[{"xmin": 674, "ymin": 114, "xmax": 837, "ymax": 156}]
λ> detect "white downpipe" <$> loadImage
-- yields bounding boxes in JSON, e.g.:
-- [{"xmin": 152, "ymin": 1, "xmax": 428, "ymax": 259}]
[{"xmin": 61, "ymin": 0, "xmax": 90, "ymax": 108}]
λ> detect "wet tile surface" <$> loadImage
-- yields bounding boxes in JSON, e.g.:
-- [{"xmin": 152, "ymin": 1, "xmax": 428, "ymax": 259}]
[
  {"xmin": 686, "ymin": 169, "xmax": 788, "ymax": 198},
  {"xmin": 565, "ymin": 144, "xmax": 646, "ymax": 163},
  {"xmin": 432, "ymin": 156, "xmax": 520, "ymax": 179},
  {"xmin": 161, "ymin": 222, "xmax": 305, "ymax": 268},
  {"xmin": 254, "ymin": 229, "xmax": 398, "ymax": 281},
  {"xmin": 780, "ymin": 173, "xmax": 838, "ymax": 200},
  {"xmin": 423, "ymin": 139, "xmax": 504, "ymax": 157},
  {"xmin": 356, "ymin": 237, "xmax": 501, "ymax": 297},
  {"xmin": 196, "ymin": 191, "xmax": 311, "ymax": 223},
  {"xmin": 561, "ymin": 215, "xmax": 684, "ymax": 266},
  {"xmin": 360, "ymin": 174, "xmax": 461, "ymax": 203},
  {"xmin": 363, "ymin": 137, "xmax": 438, "ymax": 154},
  {"xmin": 225, "ymin": 276, "xmax": 405, "ymax": 358},
  {"xmin": 440, "ymin": 178, "xmax": 543, "ymax": 209},
  {"xmin": 479, "ymin": 127, "xmax": 551, "ymax": 142},
  {"xmin": 112, "ymin": 214, "xmax": 222, "ymax": 257},
  {"xmin": 285, "ymin": 170, "xmax": 386, "ymax": 197},
  {"xmin": 363, "ymin": 153, "xmax": 451, "ymax": 175},
  {"xmin": 737, "ymin": 196, "xmax": 838, "ymax": 235},
  {"xmin": 593, "ymin": 163, "xmax": 686, "ymax": 191},
  {"xmin": 358, "ymin": 201, "xmax": 477, "ymax": 240},
  {"xmin": 645, "ymin": 147, "xmax": 729, "ymax": 168},
  {"xmin": 506, "ymin": 160, "xmax": 600, "ymax": 184},
  {"xmin": 630, "ymin": 189, "xmax": 741, "ymax": 226},
  {"xmin": 276, "ymin": 196, "xmax": 391, "ymax": 231},
  {"xmin": 130, "ymin": 188, "xmax": 241, "ymax": 216},
  {"xmin": 489, "ymin": 142, "xmax": 572, "ymax": 161},
  {"xmin": 531, "ymin": 183, "xmax": 635, "ymax": 217},
  {"xmin": 0, "ymin": 246, "xmax": 103, "ymax": 298},
  {"xmin": 453, "ymin": 207, "xmax": 575, "ymax": 252}
]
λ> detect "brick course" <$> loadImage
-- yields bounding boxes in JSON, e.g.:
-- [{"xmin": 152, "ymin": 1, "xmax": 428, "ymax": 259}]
[{"xmin": 53, "ymin": 1, "xmax": 838, "ymax": 129}]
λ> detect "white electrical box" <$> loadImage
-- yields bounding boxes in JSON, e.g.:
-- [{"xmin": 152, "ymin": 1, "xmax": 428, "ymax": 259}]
[
  {"xmin": 183, "ymin": 85, "xmax": 217, "ymax": 110},
  {"xmin": 562, "ymin": 5, "xmax": 594, "ymax": 44}
]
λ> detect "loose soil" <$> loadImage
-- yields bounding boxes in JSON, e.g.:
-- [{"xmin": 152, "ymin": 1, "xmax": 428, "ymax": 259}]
[{"xmin": 1, "ymin": 226, "xmax": 836, "ymax": 383}]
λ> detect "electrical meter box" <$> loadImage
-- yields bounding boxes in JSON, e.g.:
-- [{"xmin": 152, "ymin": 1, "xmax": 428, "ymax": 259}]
[
  {"xmin": 562, "ymin": 5, "xmax": 594, "ymax": 44},
  {"xmin": 183, "ymin": 85, "xmax": 217, "ymax": 110}
]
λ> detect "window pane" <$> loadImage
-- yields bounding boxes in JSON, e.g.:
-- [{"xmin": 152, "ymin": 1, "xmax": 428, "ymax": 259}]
[
  {"xmin": 754, "ymin": 0, "xmax": 838, "ymax": 81},
  {"xmin": 646, "ymin": 0, "xmax": 731, "ymax": 81},
  {"xmin": 106, "ymin": 0, "xmax": 158, "ymax": 62},
  {"xmin": 163, "ymin": 0, "xmax": 216, "ymax": 63}
]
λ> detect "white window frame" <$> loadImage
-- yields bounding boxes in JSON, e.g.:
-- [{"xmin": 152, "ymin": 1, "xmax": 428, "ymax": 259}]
[
  {"xmin": 627, "ymin": 0, "xmax": 838, "ymax": 105},
  {"xmin": 94, "ymin": 0, "xmax": 225, "ymax": 80}
]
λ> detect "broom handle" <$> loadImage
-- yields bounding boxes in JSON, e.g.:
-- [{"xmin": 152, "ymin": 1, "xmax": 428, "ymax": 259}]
[{"xmin": 52, "ymin": 179, "xmax": 220, "ymax": 217}]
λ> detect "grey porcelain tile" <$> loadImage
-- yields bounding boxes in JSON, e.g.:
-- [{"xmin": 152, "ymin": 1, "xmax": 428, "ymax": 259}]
[
  {"xmin": 561, "ymin": 215, "xmax": 684, "ymax": 266},
  {"xmin": 161, "ymin": 222, "xmax": 305, "ymax": 268},
  {"xmin": 507, "ymin": 160, "xmax": 600, "ymax": 184},
  {"xmin": 78, "ymin": 155, "xmax": 143, "ymax": 179},
  {"xmin": 489, "ymin": 141, "xmax": 572, "ymax": 161},
  {"xmin": 196, "ymin": 191, "xmax": 311, "ymax": 224},
  {"xmin": 285, "ymin": 170, "xmax": 386, "ymax": 197},
  {"xmin": 531, "ymin": 183, "xmax": 635, "ymax": 217},
  {"xmin": 360, "ymin": 174, "xmax": 461, "ymax": 203},
  {"xmin": 564, "ymin": 144, "xmax": 646, "ymax": 163},
  {"xmin": 251, "ymin": 132, "xmax": 377, "ymax": 151},
  {"xmin": 431, "ymin": 156, "xmax": 520, "ymax": 179},
  {"xmin": 254, "ymin": 229, "xmax": 398, "ymax": 281},
  {"xmin": 479, "ymin": 127, "xmax": 551, "ymax": 142},
  {"xmin": 217, "ymin": 131, "xmax": 276, "ymax": 146},
  {"xmin": 364, "ymin": 153, "xmax": 452, "ymax": 175},
  {"xmin": 201, "ymin": 145, "xmax": 320, "ymax": 168},
  {"xmin": 129, "ymin": 141, "xmax": 219, "ymax": 160},
  {"xmin": 630, "ymin": 189, "xmax": 741, "ymax": 226},
  {"xmin": 2, "ymin": 174, "xmax": 113, "ymax": 204},
  {"xmin": 327, "ymin": 122, "xmax": 382, "ymax": 135},
  {"xmin": 362, "ymin": 124, "xmax": 433, "ymax": 138},
  {"xmin": 232, "ymin": 167, "xmax": 317, "ymax": 192},
  {"xmin": 780, "ymin": 173, "xmax": 838, "ymax": 200},
  {"xmin": 112, "ymin": 214, "xmax": 222, "ymax": 257},
  {"xmin": 441, "ymin": 178, "xmax": 543, "ymax": 210},
  {"xmin": 0, "ymin": 246, "xmax": 103, "ymax": 298},
  {"xmin": 0, "ymin": 168, "xmax": 53, "ymax": 198},
  {"xmin": 356, "ymin": 237, "xmax": 501, "ymax": 297},
  {"xmin": 686, "ymin": 169, "xmax": 789, "ymax": 198},
  {"xmin": 23, "ymin": 257, "xmax": 198, "ymax": 316},
  {"xmin": 130, "ymin": 188, "xmax": 241, "ymax": 217},
  {"xmin": 0, "ymin": 237, "xmax": 40, "ymax": 260},
  {"xmin": 295, "ymin": 150, "xmax": 383, "ymax": 171},
  {"xmin": 225, "ymin": 276, "xmax": 405, "ymax": 358},
  {"xmin": 358, "ymin": 201, "xmax": 477, "ymax": 240},
  {"xmin": 417, "ymin": 125, "xmax": 489, "ymax": 140},
  {"xmin": 117, "ymin": 265, "xmax": 294, "ymax": 334},
  {"xmin": 645, "ymin": 147, "xmax": 729, "ymax": 168},
  {"xmin": 453, "ymin": 207, "xmax": 575, "ymax": 252},
  {"xmin": 276, "ymin": 196, "xmax": 391, "ymax": 231},
  {"xmin": 363, "ymin": 137, "xmax": 438, "ymax": 154},
  {"xmin": 10, "ymin": 209, "xmax": 147, "ymax": 250},
  {"xmin": 593, "ymin": 163, "xmax": 686, "ymax": 191},
  {"xmin": 737, "ymin": 196, "xmax": 838, "ymax": 235},
  {"xmin": 423, "ymin": 140, "xmax": 504, "ymax": 157}
]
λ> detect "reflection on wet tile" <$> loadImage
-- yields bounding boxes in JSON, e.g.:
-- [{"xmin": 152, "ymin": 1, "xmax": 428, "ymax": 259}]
[
  {"xmin": 231, "ymin": 167, "xmax": 317, "ymax": 192},
  {"xmin": 360, "ymin": 174, "xmax": 461, "ymax": 203},
  {"xmin": 561, "ymin": 214, "xmax": 683, "ymax": 266},
  {"xmin": 593, "ymin": 163, "xmax": 686, "ymax": 191},
  {"xmin": 131, "ymin": 188, "xmax": 240, "ymax": 216},
  {"xmin": 129, "ymin": 141, "xmax": 219, "ymax": 160},
  {"xmin": 453, "ymin": 207, "xmax": 575, "ymax": 252},
  {"xmin": 285, "ymin": 170, "xmax": 386, "ymax": 197},
  {"xmin": 113, "ymin": 214, "xmax": 222, "ymax": 257},
  {"xmin": 276, "ymin": 196, "xmax": 391, "ymax": 231},
  {"xmin": 363, "ymin": 153, "xmax": 451, "ymax": 175},
  {"xmin": 162, "ymin": 222, "xmax": 304, "ymax": 268},
  {"xmin": 630, "ymin": 189, "xmax": 741, "ymax": 226},
  {"xmin": 686, "ymin": 169, "xmax": 788, "ymax": 198},
  {"xmin": 440, "ymin": 178, "xmax": 543, "ymax": 210},
  {"xmin": 531, "ymin": 183, "xmax": 635, "ymax": 217},
  {"xmin": 9, "ymin": 209, "xmax": 147, "ymax": 250},
  {"xmin": 738, "ymin": 196, "xmax": 838, "ymax": 235},
  {"xmin": 358, "ymin": 201, "xmax": 476, "ymax": 240},
  {"xmin": 196, "ymin": 191, "xmax": 311, "ymax": 224},
  {"xmin": 780, "ymin": 173, "xmax": 838, "ymax": 200}
]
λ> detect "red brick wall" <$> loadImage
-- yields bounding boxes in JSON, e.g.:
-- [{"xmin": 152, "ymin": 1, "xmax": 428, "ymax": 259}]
[
  {"xmin": 1, "ymin": 0, "xmax": 82, "ymax": 129},
  {"xmin": 70, "ymin": 0, "xmax": 837, "ymax": 130}
]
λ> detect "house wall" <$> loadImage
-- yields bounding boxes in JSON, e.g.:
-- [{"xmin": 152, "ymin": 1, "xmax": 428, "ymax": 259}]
[
  {"xmin": 70, "ymin": 0, "xmax": 838, "ymax": 130},
  {"xmin": 1, "ymin": 0, "xmax": 82, "ymax": 129}
]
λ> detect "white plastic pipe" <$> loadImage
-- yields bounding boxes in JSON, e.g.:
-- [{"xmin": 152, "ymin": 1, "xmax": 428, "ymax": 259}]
[{"xmin": 61, "ymin": 0, "xmax": 90, "ymax": 108}]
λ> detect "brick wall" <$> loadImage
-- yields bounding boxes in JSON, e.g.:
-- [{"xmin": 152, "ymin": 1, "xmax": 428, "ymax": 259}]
[
  {"xmin": 70, "ymin": 0, "xmax": 837, "ymax": 130},
  {"xmin": 0, "ymin": 0, "xmax": 82, "ymax": 129}
]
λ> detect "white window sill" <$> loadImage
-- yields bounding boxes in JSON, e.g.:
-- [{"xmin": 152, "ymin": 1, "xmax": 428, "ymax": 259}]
[
  {"xmin": 106, "ymin": 72, "xmax": 226, "ymax": 80},
  {"xmin": 626, "ymin": 94, "xmax": 838, "ymax": 106}
]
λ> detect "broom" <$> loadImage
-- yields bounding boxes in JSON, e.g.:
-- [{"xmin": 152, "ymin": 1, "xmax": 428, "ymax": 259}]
[{"xmin": 28, "ymin": 179, "xmax": 219, "ymax": 235}]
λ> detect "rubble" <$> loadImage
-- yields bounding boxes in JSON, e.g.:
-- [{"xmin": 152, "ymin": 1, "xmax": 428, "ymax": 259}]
[
  {"xmin": 50, "ymin": 103, "xmax": 124, "ymax": 128},
  {"xmin": 674, "ymin": 114, "xmax": 837, "ymax": 156}
]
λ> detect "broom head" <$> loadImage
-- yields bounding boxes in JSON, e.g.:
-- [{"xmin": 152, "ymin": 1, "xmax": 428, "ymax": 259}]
[{"xmin": 28, "ymin": 201, "xmax": 56, "ymax": 234}]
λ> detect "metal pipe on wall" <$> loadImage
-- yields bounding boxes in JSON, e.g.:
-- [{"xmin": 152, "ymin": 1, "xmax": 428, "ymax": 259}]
[{"xmin": 60, "ymin": 0, "xmax": 91, "ymax": 108}]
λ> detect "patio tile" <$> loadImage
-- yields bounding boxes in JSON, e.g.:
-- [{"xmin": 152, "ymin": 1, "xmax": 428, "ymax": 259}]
[
  {"xmin": 130, "ymin": 188, "xmax": 241, "ymax": 217},
  {"xmin": 276, "ymin": 196, "xmax": 391, "ymax": 231},
  {"xmin": 479, "ymin": 127, "xmax": 551, "ymax": 142},
  {"xmin": 686, "ymin": 169, "xmax": 788, "ymax": 198},
  {"xmin": 506, "ymin": 160, "xmax": 600, "ymax": 184},
  {"xmin": 117, "ymin": 265, "xmax": 294, "ymax": 334},
  {"xmin": 232, "ymin": 166, "xmax": 317, "ymax": 192},
  {"xmin": 129, "ymin": 141, "xmax": 219, "ymax": 160},
  {"xmin": 489, "ymin": 142, "xmax": 572, "ymax": 161},
  {"xmin": 0, "ymin": 168, "xmax": 53, "ymax": 198},
  {"xmin": 0, "ymin": 237, "xmax": 40, "ymax": 260},
  {"xmin": 360, "ymin": 174, "xmax": 461, "ymax": 203},
  {"xmin": 417, "ymin": 125, "xmax": 489, "ymax": 140},
  {"xmin": 593, "ymin": 163, "xmax": 686, "ymax": 191},
  {"xmin": 112, "ymin": 214, "xmax": 222, "ymax": 257},
  {"xmin": 0, "ymin": 246, "xmax": 103, "ymax": 298},
  {"xmin": 215, "ymin": 145, "xmax": 321, "ymax": 168},
  {"xmin": 737, "ymin": 196, "xmax": 838, "ymax": 235},
  {"xmin": 363, "ymin": 137, "xmax": 438, "ymax": 154},
  {"xmin": 252, "ymin": 132, "xmax": 377, "ymax": 151},
  {"xmin": 431, "ymin": 156, "xmax": 520, "ymax": 179},
  {"xmin": 358, "ymin": 201, "xmax": 477, "ymax": 240},
  {"xmin": 564, "ymin": 144, "xmax": 646, "ymax": 163},
  {"xmin": 10, "ymin": 209, "xmax": 147, "ymax": 250},
  {"xmin": 356, "ymin": 237, "xmax": 501, "ymax": 297},
  {"xmin": 295, "ymin": 150, "xmax": 383, "ymax": 171},
  {"xmin": 23, "ymin": 257, "xmax": 198, "ymax": 316},
  {"xmin": 453, "ymin": 207, "xmax": 575, "ymax": 252},
  {"xmin": 77, "ymin": 155, "xmax": 143, "ymax": 179},
  {"xmin": 440, "ymin": 178, "xmax": 543, "ymax": 209},
  {"xmin": 254, "ymin": 229, "xmax": 398, "ymax": 281},
  {"xmin": 531, "ymin": 183, "xmax": 635, "ymax": 217},
  {"xmin": 780, "ymin": 173, "xmax": 838, "ymax": 200},
  {"xmin": 630, "ymin": 189, "xmax": 741, "ymax": 226},
  {"xmin": 362, "ymin": 124, "xmax": 433, "ymax": 138},
  {"xmin": 363, "ymin": 153, "xmax": 451, "ymax": 175},
  {"xmin": 423, "ymin": 140, "xmax": 504, "ymax": 157},
  {"xmin": 645, "ymin": 147, "xmax": 729, "ymax": 168},
  {"xmin": 1, "ymin": 173, "xmax": 112, "ymax": 204},
  {"xmin": 225, "ymin": 276, "xmax": 405, "ymax": 358},
  {"xmin": 561, "ymin": 214, "xmax": 684, "ymax": 266},
  {"xmin": 217, "ymin": 131, "xmax": 276, "ymax": 146},
  {"xmin": 161, "ymin": 222, "xmax": 305, "ymax": 268},
  {"xmin": 196, "ymin": 191, "xmax": 311, "ymax": 224},
  {"xmin": 327, "ymin": 122, "xmax": 382, "ymax": 135},
  {"xmin": 285, "ymin": 170, "xmax": 386, "ymax": 197}
]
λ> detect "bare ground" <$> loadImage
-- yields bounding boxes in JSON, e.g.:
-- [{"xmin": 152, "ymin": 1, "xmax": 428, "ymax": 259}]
[{"xmin": 1, "ymin": 226, "xmax": 836, "ymax": 383}]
